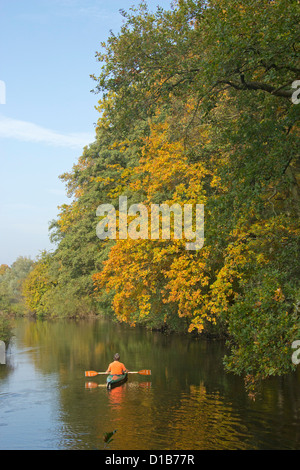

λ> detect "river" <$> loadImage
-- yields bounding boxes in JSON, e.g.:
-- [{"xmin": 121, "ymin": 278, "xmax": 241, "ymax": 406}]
[{"xmin": 0, "ymin": 317, "xmax": 299, "ymax": 450}]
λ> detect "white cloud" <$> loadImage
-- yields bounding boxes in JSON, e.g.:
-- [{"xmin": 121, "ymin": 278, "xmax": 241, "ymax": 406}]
[{"xmin": 0, "ymin": 114, "xmax": 94, "ymax": 149}]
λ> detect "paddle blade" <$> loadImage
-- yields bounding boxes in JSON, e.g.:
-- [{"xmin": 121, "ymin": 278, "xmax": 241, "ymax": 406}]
[
  {"xmin": 139, "ymin": 369, "xmax": 151, "ymax": 375},
  {"xmin": 85, "ymin": 371, "xmax": 98, "ymax": 377},
  {"xmin": 85, "ymin": 381, "xmax": 99, "ymax": 389}
]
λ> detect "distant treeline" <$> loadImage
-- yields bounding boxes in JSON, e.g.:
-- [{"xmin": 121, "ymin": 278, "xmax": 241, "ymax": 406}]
[
  {"xmin": 2, "ymin": 0, "xmax": 299, "ymax": 392},
  {"xmin": 0, "ymin": 258, "xmax": 34, "ymax": 344}
]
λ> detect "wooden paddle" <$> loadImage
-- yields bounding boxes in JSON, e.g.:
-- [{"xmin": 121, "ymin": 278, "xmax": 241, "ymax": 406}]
[{"xmin": 85, "ymin": 369, "xmax": 151, "ymax": 377}]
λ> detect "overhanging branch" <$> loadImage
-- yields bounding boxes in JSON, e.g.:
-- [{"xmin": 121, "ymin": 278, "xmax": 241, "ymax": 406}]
[{"xmin": 216, "ymin": 79, "xmax": 294, "ymax": 98}]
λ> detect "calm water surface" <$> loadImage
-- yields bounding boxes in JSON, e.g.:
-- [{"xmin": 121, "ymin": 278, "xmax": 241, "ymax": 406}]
[{"xmin": 0, "ymin": 317, "xmax": 299, "ymax": 450}]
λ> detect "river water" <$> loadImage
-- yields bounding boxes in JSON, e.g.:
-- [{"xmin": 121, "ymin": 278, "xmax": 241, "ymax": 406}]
[{"xmin": 0, "ymin": 317, "xmax": 299, "ymax": 450}]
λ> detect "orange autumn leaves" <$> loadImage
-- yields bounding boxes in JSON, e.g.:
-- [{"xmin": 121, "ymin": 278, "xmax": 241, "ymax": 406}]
[
  {"xmin": 92, "ymin": 121, "xmax": 212, "ymax": 330},
  {"xmin": 132, "ymin": 121, "xmax": 207, "ymax": 204}
]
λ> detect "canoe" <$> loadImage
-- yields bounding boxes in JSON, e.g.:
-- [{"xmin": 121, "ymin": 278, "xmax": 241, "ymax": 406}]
[{"xmin": 106, "ymin": 372, "xmax": 128, "ymax": 390}]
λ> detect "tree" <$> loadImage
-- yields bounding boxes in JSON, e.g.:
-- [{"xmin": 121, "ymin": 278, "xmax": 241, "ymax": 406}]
[{"xmin": 0, "ymin": 257, "xmax": 34, "ymax": 314}]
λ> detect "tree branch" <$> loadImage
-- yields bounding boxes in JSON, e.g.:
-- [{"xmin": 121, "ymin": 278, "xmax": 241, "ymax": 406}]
[{"xmin": 216, "ymin": 79, "xmax": 294, "ymax": 98}]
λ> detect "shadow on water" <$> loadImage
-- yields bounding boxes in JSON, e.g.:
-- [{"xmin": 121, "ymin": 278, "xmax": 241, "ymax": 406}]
[{"xmin": 0, "ymin": 317, "xmax": 299, "ymax": 449}]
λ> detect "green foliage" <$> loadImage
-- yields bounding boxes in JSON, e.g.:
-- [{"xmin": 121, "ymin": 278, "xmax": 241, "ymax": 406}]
[
  {"xmin": 0, "ymin": 257, "xmax": 34, "ymax": 315},
  {"xmin": 103, "ymin": 430, "xmax": 117, "ymax": 449}
]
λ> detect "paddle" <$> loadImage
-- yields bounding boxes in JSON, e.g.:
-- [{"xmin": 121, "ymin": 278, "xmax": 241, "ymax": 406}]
[
  {"xmin": 85, "ymin": 381, "xmax": 107, "ymax": 389},
  {"xmin": 128, "ymin": 370, "xmax": 151, "ymax": 375},
  {"xmin": 85, "ymin": 369, "xmax": 151, "ymax": 377},
  {"xmin": 85, "ymin": 381, "xmax": 151, "ymax": 389}
]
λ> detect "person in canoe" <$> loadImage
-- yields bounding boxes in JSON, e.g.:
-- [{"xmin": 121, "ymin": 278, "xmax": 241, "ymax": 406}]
[{"xmin": 105, "ymin": 353, "xmax": 128, "ymax": 375}]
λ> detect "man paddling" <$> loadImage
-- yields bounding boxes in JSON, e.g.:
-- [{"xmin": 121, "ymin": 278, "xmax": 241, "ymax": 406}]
[{"xmin": 105, "ymin": 353, "xmax": 128, "ymax": 375}]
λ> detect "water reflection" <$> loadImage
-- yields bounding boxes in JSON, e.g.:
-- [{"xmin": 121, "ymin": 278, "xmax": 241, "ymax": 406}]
[
  {"xmin": 0, "ymin": 317, "xmax": 299, "ymax": 450},
  {"xmin": 108, "ymin": 384, "xmax": 127, "ymax": 409}
]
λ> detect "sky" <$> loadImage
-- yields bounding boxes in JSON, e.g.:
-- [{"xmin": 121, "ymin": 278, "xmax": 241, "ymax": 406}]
[{"xmin": 0, "ymin": 0, "xmax": 173, "ymax": 266}]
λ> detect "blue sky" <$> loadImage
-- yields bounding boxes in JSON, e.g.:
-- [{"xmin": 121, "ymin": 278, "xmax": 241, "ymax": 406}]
[{"xmin": 0, "ymin": 0, "xmax": 172, "ymax": 266}]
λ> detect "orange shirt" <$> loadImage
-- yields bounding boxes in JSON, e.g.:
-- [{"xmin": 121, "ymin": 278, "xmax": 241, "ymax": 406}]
[{"xmin": 107, "ymin": 361, "xmax": 127, "ymax": 375}]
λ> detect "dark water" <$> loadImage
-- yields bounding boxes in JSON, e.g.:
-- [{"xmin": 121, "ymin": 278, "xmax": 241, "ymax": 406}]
[{"xmin": 0, "ymin": 317, "xmax": 299, "ymax": 450}]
